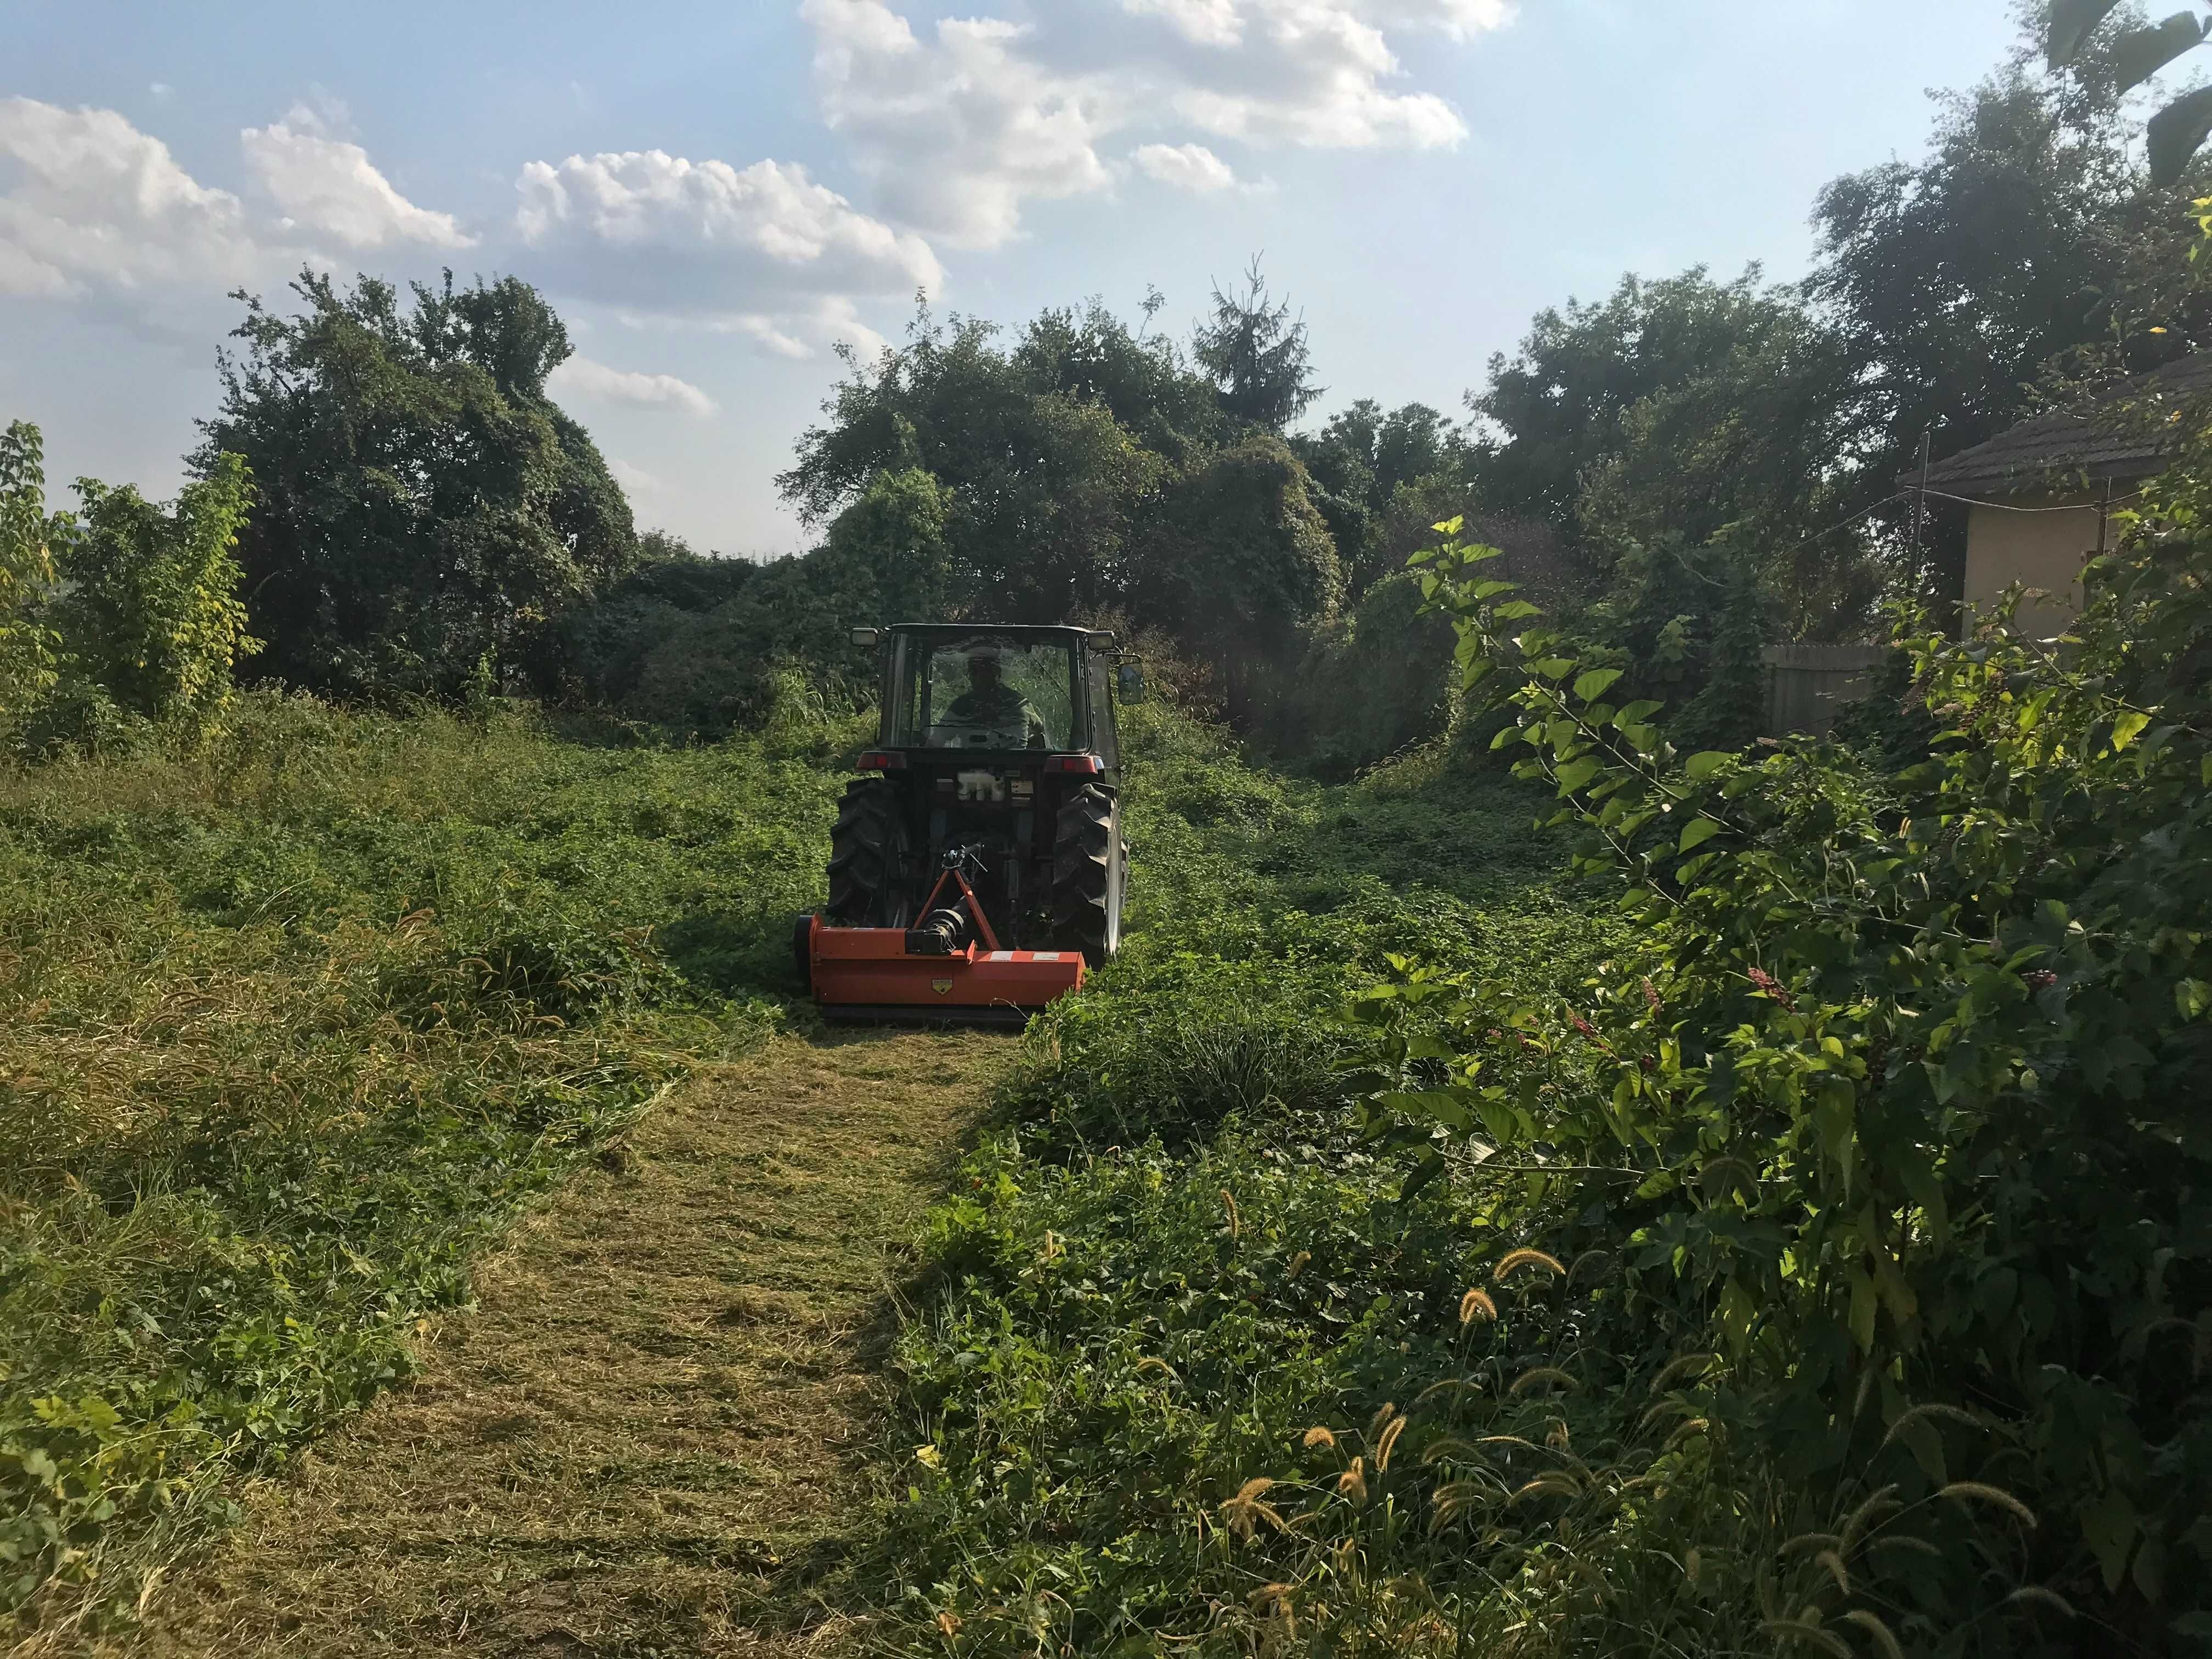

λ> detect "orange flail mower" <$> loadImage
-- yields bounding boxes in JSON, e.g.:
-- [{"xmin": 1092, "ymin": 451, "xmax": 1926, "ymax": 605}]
[
  {"xmin": 793, "ymin": 623, "xmax": 1143, "ymax": 1023},
  {"xmin": 800, "ymin": 860, "xmax": 1085, "ymax": 1022}
]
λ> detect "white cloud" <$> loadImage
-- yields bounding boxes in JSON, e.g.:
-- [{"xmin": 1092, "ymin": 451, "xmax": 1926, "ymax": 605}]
[
  {"xmin": 0, "ymin": 97, "xmax": 263, "ymax": 299},
  {"xmin": 241, "ymin": 105, "xmax": 472, "ymax": 250},
  {"xmin": 614, "ymin": 295, "xmax": 890, "ymax": 363},
  {"xmin": 609, "ymin": 456, "xmax": 663, "ymax": 496},
  {"xmin": 1132, "ymin": 140, "xmax": 1236, "ymax": 191},
  {"xmin": 803, "ymin": 0, "xmax": 1502, "ymax": 247},
  {"xmin": 548, "ymin": 353, "xmax": 717, "ymax": 416},
  {"xmin": 515, "ymin": 146, "xmax": 934, "ymax": 358},
  {"xmin": 149, "ymin": 82, "xmax": 174, "ymax": 99},
  {"xmin": 513, "ymin": 146, "xmax": 939, "ymax": 345},
  {"xmin": 803, "ymin": 0, "xmax": 1116, "ymax": 250},
  {"xmin": 1122, "ymin": 0, "xmax": 1244, "ymax": 48}
]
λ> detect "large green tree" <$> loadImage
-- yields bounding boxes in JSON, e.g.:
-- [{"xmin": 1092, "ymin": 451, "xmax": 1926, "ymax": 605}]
[
  {"xmin": 198, "ymin": 269, "xmax": 637, "ymax": 697},
  {"xmin": 779, "ymin": 302, "xmax": 1198, "ymax": 620},
  {"xmin": 1291, "ymin": 399, "xmax": 1466, "ymax": 596},
  {"xmin": 1468, "ymin": 266, "xmax": 1813, "ymax": 534},
  {"xmin": 1804, "ymin": 65, "xmax": 2147, "ymax": 597}
]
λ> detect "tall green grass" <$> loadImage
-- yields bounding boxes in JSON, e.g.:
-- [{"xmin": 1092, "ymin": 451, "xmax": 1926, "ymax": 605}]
[
  {"xmin": 0, "ymin": 692, "xmax": 860, "ymax": 1639},
  {"xmin": 881, "ymin": 705, "xmax": 1716, "ymax": 1655}
]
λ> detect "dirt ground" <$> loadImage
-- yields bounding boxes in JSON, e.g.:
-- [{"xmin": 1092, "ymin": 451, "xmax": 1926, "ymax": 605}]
[{"xmin": 135, "ymin": 1027, "xmax": 1006, "ymax": 1659}]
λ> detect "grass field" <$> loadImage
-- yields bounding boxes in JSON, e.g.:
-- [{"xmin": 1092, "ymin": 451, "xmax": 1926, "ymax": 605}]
[
  {"xmin": 1, "ymin": 694, "xmax": 861, "ymax": 1644},
  {"xmin": 5, "ymin": 690, "xmax": 1617, "ymax": 1654}
]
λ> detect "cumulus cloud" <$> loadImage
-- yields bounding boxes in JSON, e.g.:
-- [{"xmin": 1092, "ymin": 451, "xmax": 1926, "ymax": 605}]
[
  {"xmin": 513, "ymin": 146, "xmax": 934, "ymax": 357},
  {"xmin": 241, "ymin": 105, "xmax": 472, "ymax": 249},
  {"xmin": 1132, "ymin": 140, "xmax": 1236, "ymax": 191},
  {"xmin": 802, "ymin": 0, "xmax": 1502, "ymax": 247},
  {"xmin": 1122, "ymin": 0, "xmax": 1244, "ymax": 47},
  {"xmin": 803, "ymin": 0, "xmax": 1116, "ymax": 250},
  {"xmin": 515, "ymin": 146, "xmax": 939, "ymax": 328},
  {"xmin": 0, "ymin": 96, "xmax": 261, "ymax": 298},
  {"xmin": 547, "ymin": 353, "xmax": 717, "ymax": 416},
  {"xmin": 608, "ymin": 456, "xmax": 663, "ymax": 496}
]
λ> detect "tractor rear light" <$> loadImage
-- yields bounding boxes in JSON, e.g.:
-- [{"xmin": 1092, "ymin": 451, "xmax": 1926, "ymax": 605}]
[
  {"xmin": 859, "ymin": 751, "xmax": 907, "ymax": 771},
  {"xmin": 1045, "ymin": 754, "xmax": 1103, "ymax": 775}
]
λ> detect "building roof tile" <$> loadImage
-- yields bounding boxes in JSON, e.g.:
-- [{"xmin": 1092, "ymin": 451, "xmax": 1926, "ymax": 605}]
[{"xmin": 1909, "ymin": 353, "xmax": 2212, "ymax": 497}]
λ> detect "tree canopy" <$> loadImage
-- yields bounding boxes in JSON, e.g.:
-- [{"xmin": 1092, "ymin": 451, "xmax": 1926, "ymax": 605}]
[{"xmin": 197, "ymin": 269, "xmax": 637, "ymax": 697}]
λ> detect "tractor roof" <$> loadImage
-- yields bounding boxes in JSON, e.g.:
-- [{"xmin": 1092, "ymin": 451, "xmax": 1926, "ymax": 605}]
[{"xmin": 884, "ymin": 623, "xmax": 1112, "ymax": 644}]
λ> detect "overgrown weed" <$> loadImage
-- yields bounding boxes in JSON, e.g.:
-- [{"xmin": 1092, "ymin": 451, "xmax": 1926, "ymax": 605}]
[{"xmin": 0, "ymin": 690, "xmax": 847, "ymax": 1640}]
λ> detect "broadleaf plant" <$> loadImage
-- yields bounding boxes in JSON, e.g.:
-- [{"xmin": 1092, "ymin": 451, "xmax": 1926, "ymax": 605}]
[{"xmin": 1358, "ymin": 494, "xmax": 2212, "ymax": 1648}]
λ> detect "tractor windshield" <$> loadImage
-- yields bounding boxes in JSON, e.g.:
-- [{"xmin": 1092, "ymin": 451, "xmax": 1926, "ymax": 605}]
[{"xmin": 891, "ymin": 633, "xmax": 1079, "ymax": 751}]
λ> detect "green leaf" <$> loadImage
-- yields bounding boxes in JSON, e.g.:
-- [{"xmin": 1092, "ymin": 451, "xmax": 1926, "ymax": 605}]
[
  {"xmin": 1554, "ymin": 756, "xmax": 1601, "ymax": 794},
  {"xmin": 1678, "ymin": 817, "xmax": 1723, "ymax": 854},
  {"xmin": 2047, "ymin": 0, "xmax": 2125, "ymax": 66},
  {"xmin": 2177, "ymin": 978, "xmax": 2212, "ymax": 1020},
  {"xmin": 1492, "ymin": 600, "xmax": 1540, "ymax": 620},
  {"xmin": 1572, "ymin": 668, "xmax": 1622, "ymax": 703},
  {"xmin": 1618, "ymin": 700, "xmax": 1663, "ymax": 724},
  {"xmin": 1532, "ymin": 657, "xmax": 1576, "ymax": 680},
  {"xmin": 2148, "ymin": 83, "xmax": 2212, "ymax": 185},
  {"xmin": 1683, "ymin": 750, "xmax": 1735, "ymax": 780},
  {"xmin": 2113, "ymin": 11, "xmax": 2209, "ymax": 94},
  {"xmin": 2111, "ymin": 709, "xmax": 2151, "ymax": 752}
]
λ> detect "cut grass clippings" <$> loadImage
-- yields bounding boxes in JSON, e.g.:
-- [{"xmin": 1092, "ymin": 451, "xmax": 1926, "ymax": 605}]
[{"xmin": 136, "ymin": 1028, "xmax": 1005, "ymax": 1659}]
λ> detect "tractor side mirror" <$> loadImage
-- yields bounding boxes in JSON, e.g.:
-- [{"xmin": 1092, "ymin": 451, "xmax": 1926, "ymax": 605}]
[
  {"xmin": 1115, "ymin": 659, "xmax": 1148, "ymax": 704},
  {"xmin": 849, "ymin": 627, "xmax": 881, "ymax": 648}
]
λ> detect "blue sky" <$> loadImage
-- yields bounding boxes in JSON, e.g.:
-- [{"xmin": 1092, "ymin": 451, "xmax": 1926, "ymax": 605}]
[{"xmin": 4, "ymin": 1, "xmax": 2022, "ymax": 556}]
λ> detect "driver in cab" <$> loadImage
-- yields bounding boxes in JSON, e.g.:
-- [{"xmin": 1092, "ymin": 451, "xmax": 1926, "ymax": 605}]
[{"xmin": 943, "ymin": 645, "xmax": 1047, "ymax": 748}]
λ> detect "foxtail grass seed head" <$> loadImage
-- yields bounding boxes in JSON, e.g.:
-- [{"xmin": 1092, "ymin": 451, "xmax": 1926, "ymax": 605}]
[
  {"xmin": 1648, "ymin": 1351, "xmax": 1717, "ymax": 1394},
  {"xmin": 1493, "ymin": 1248, "xmax": 1565, "ymax": 1283},
  {"xmin": 1220, "ymin": 1187, "xmax": 1240, "ymax": 1239},
  {"xmin": 1375, "ymin": 1413, "xmax": 1408, "ymax": 1470},
  {"xmin": 2002, "ymin": 1585, "xmax": 2077, "ymax": 1619},
  {"xmin": 1220, "ymin": 1476, "xmax": 1286, "ymax": 1541},
  {"xmin": 1842, "ymin": 1610, "xmax": 1904, "ymax": 1659},
  {"xmin": 1302, "ymin": 1425, "xmax": 1337, "ymax": 1449},
  {"xmin": 1338, "ymin": 1457, "xmax": 1369, "ymax": 1505},
  {"xmin": 1876, "ymin": 1401, "xmax": 1986, "ymax": 1453},
  {"xmin": 1458, "ymin": 1286, "xmax": 1497, "ymax": 1325},
  {"xmin": 1838, "ymin": 1485, "xmax": 1900, "ymax": 1554},
  {"xmin": 1367, "ymin": 1401, "xmax": 1398, "ymax": 1442},
  {"xmin": 1508, "ymin": 1365, "xmax": 1578, "ymax": 1397},
  {"xmin": 1286, "ymin": 1249, "xmax": 1311, "ymax": 1277},
  {"xmin": 1937, "ymin": 1481, "xmax": 2036, "ymax": 1528}
]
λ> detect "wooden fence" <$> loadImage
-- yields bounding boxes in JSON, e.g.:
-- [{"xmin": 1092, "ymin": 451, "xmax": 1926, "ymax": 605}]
[{"xmin": 1761, "ymin": 644, "xmax": 1885, "ymax": 738}]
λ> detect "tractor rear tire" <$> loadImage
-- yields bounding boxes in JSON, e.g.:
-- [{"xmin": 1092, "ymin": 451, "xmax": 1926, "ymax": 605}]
[
  {"xmin": 827, "ymin": 778, "xmax": 907, "ymax": 926},
  {"xmin": 1051, "ymin": 784, "xmax": 1122, "ymax": 967}
]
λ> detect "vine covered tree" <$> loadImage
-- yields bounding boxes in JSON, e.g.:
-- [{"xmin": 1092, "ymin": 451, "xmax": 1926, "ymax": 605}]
[{"xmin": 197, "ymin": 269, "xmax": 637, "ymax": 697}]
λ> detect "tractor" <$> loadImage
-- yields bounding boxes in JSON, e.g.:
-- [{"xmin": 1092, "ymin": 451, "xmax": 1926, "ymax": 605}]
[{"xmin": 794, "ymin": 624, "xmax": 1143, "ymax": 1020}]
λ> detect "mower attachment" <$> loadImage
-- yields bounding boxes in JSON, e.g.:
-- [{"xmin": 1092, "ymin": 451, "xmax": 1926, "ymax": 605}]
[{"xmin": 803, "ymin": 913, "xmax": 1084, "ymax": 1023}]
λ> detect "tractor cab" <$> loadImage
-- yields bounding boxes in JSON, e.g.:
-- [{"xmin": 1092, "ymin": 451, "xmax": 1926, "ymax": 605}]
[{"xmin": 796, "ymin": 624, "xmax": 1143, "ymax": 1022}]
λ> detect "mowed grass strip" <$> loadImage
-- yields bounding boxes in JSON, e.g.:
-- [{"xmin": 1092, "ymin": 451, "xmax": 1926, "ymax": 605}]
[{"xmin": 137, "ymin": 1028, "xmax": 1004, "ymax": 1659}]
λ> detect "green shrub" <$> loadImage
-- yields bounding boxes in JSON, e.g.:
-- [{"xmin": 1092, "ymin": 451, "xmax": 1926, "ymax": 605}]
[{"xmin": 1374, "ymin": 500, "xmax": 2212, "ymax": 1650}]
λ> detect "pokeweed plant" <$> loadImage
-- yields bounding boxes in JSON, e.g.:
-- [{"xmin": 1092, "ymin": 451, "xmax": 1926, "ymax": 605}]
[{"xmin": 1347, "ymin": 506, "xmax": 2212, "ymax": 1653}]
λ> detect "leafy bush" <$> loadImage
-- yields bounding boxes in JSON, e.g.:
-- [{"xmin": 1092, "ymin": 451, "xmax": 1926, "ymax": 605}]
[
  {"xmin": 0, "ymin": 422, "xmax": 61, "ymax": 737},
  {"xmin": 1367, "ymin": 503, "xmax": 2212, "ymax": 1651},
  {"xmin": 47, "ymin": 454, "xmax": 260, "ymax": 737}
]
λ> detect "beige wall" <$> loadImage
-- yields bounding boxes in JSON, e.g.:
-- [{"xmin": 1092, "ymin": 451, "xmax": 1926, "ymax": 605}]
[{"xmin": 1961, "ymin": 495, "xmax": 2109, "ymax": 637}]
